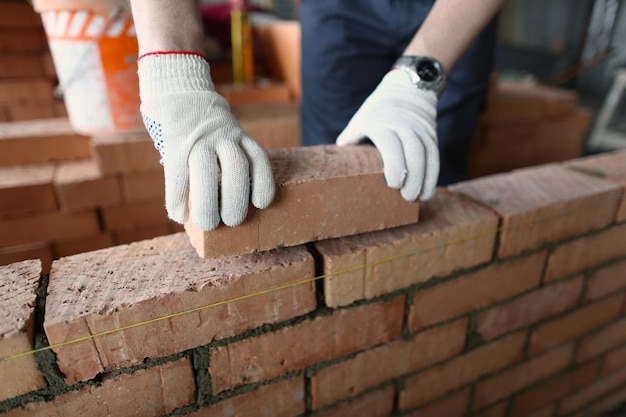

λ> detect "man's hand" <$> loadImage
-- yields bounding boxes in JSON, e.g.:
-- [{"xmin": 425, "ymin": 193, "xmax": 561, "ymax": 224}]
[
  {"xmin": 336, "ymin": 69, "xmax": 439, "ymax": 202},
  {"xmin": 138, "ymin": 53, "xmax": 275, "ymax": 231}
]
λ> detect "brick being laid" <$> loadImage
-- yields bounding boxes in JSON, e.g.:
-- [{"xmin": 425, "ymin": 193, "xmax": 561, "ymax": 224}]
[
  {"xmin": 450, "ymin": 164, "xmax": 622, "ymax": 258},
  {"xmin": 44, "ymin": 233, "xmax": 317, "ymax": 384},
  {"xmin": 185, "ymin": 144, "xmax": 420, "ymax": 259},
  {"xmin": 0, "ymin": 260, "xmax": 47, "ymax": 401}
]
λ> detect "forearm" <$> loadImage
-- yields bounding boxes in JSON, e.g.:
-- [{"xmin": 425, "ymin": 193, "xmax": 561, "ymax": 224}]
[
  {"xmin": 404, "ymin": 0, "xmax": 504, "ymax": 73},
  {"xmin": 129, "ymin": 0, "xmax": 205, "ymax": 56}
]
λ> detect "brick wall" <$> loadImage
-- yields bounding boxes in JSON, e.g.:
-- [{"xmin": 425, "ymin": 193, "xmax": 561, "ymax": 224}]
[{"xmin": 2, "ymin": 148, "xmax": 626, "ymax": 416}]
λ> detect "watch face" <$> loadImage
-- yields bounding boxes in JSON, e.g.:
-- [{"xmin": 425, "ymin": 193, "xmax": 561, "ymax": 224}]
[{"xmin": 416, "ymin": 60, "xmax": 440, "ymax": 82}]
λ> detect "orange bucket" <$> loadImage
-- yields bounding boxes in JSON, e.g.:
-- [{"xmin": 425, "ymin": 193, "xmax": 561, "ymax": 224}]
[{"xmin": 33, "ymin": 0, "xmax": 143, "ymax": 134}]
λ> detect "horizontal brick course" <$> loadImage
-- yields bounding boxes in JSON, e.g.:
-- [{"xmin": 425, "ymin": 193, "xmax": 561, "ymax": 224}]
[
  {"xmin": 475, "ymin": 277, "xmax": 584, "ymax": 341},
  {"xmin": 313, "ymin": 386, "xmax": 394, "ymax": 417},
  {"xmin": 0, "ymin": 163, "xmax": 57, "ymax": 215},
  {"xmin": 310, "ymin": 318, "xmax": 467, "ymax": 409},
  {"xmin": 409, "ymin": 252, "xmax": 545, "ymax": 331},
  {"xmin": 54, "ymin": 160, "xmax": 121, "ymax": 210},
  {"xmin": 186, "ymin": 145, "xmax": 420, "ymax": 259},
  {"xmin": 406, "ymin": 388, "xmax": 470, "ymax": 417},
  {"xmin": 316, "ymin": 189, "xmax": 498, "ymax": 308},
  {"xmin": 450, "ymin": 165, "xmax": 621, "ymax": 258},
  {"xmin": 209, "ymin": 296, "xmax": 405, "ymax": 393},
  {"xmin": 577, "ymin": 318, "xmax": 626, "ymax": 362},
  {"xmin": 585, "ymin": 259, "xmax": 626, "ymax": 302},
  {"xmin": 92, "ymin": 132, "xmax": 161, "ymax": 175},
  {"xmin": 6, "ymin": 358, "xmax": 195, "ymax": 417},
  {"xmin": 559, "ymin": 366, "xmax": 626, "ymax": 415},
  {"xmin": 119, "ymin": 170, "xmax": 164, "ymax": 202},
  {"xmin": 603, "ymin": 346, "xmax": 626, "ymax": 374},
  {"xmin": 0, "ymin": 260, "xmax": 47, "ymax": 402},
  {"xmin": 0, "ymin": 243, "xmax": 53, "ymax": 273},
  {"xmin": 398, "ymin": 331, "xmax": 526, "ymax": 410},
  {"xmin": 44, "ymin": 233, "xmax": 317, "ymax": 383},
  {"xmin": 101, "ymin": 199, "xmax": 169, "ymax": 232}
]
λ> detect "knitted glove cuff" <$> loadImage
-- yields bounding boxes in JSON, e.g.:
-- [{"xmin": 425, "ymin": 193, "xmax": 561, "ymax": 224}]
[{"xmin": 137, "ymin": 52, "xmax": 214, "ymax": 95}]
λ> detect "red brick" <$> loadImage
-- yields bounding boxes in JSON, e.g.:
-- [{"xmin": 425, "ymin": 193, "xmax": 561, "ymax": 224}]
[
  {"xmin": 184, "ymin": 376, "xmax": 305, "ymax": 417},
  {"xmin": 0, "ymin": 243, "xmax": 53, "ymax": 274},
  {"xmin": 0, "ymin": 29, "xmax": 46, "ymax": 52},
  {"xmin": 585, "ymin": 260, "xmax": 626, "ymax": 302},
  {"xmin": 560, "ymin": 366, "xmax": 626, "ymax": 415},
  {"xmin": 316, "ymin": 189, "xmax": 498, "ymax": 308},
  {"xmin": 546, "ymin": 224, "xmax": 626, "ymax": 281},
  {"xmin": 529, "ymin": 295, "xmax": 624, "ymax": 355},
  {"xmin": 187, "ymin": 145, "xmax": 420, "ymax": 259},
  {"xmin": 0, "ymin": 55, "xmax": 45, "ymax": 78},
  {"xmin": 526, "ymin": 405, "xmax": 556, "ymax": 417},
  {"xmin": 113, "ymin": 223, "xmax": 171, "ymax": 245},
  {"xmin": 210, "ymin": 296, "xmax": 405, "ymax": 393},
  {"xmin": 472, "ymin": 402, "xmax": 508, "ymax": 417},
  {"xmin": 476, "ymin": 277, "xmax": 584, "ymax": 341},
  {"xmin": 216, "ymin": 81, "xmax": 291, "ymax": 106},
  {"xmin": 473, "ymin": 344, "xmax": 574, "ymax": 409},
  {"xmin": 92, "ymin": 132, "xmax": 161, "ymax": 174},
  {"xmin": 450, "ymin": 165, "xmax": 621, "ymax": 258},
  {"xmin": 0, "ymin": 163, "xmax": 57, "ymax": 216},
  {"xmin": 0, "ymin": 260, "xmax": 47, "ymax": 401},
  {"xmin": 313, "ymin": 386, "xmax": 394, "ymax": 417},
  {"xmin": 0, "ymin": 2, "xmax": 42, "ymax": 28},
  {"xmin": 604, "ymin": 346, "xmax": 626, "ymax": 374},
  {"xmin": 0, "ymin": 210, "xmax": 100, "ymax": 248},
  {"xmin": 409, "ymin": 252, "xmax": 545, "ymax": 330},
  {"xmin": 310, "ymin": 319, "xmax": 467, "ymax": 409},
  {"xmin": 119, "ymin": 170, "xmax": 164, "ymax": 202},
  {"xmin": 582, "ymin": 385, "xmax": 626, "ymax": 417},
  {"xmin": 0, "ymin": 80, "xmax": 54, "ymax": 105},
  {"xmin": 101, "ymin": 200, "xmax": 169, "ymax": 231},
  {"xmin": 44, "ymin": 234, "xmax": 316, "ymax": 383},
  {"xmin": 406, "ymin": 388, "xmax": 470, "ymax": 417},
  {"xmin": 54, "ymin": 159, "xmax": 122, "ymax": 210},
  {"xmin": 398, "ymin": 331, "xmax": 526, "ymax": 410},
  {"xmin": 566, "ymin": 149, "xmax": 626, "ymax": 222},
  {"xmin": 52, "ymin": 234, "xmax": 114, "ymax": 258},
  {"xmin": 8, "ymin": 103, "xmax": 57, "ymax": 121},
  {"xmin": 234, "ymin": 102, "xmax": 301, "ymax": 149},
  {"xmin": 6, "ymin": 357, "xmax": 195, "ymax": 417},
  {"xmin": 0, "ymin": 118, "xmax": 91, "ymax": 167},
  {"xmin": 509, "ymin": 360, "xmax": 600, "ymax": 417},
  {"xmin": 577, "ymin": 318, "xmax": 626, "ymax": 362}
]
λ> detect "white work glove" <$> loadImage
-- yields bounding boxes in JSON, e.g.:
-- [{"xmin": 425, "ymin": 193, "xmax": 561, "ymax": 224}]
[
  {"xmin": 336, "ymin": 69, "xmax": 439, "ymax": 201},
  {"xmin": 138, "ymin": 53, "xmax": 275, "ymax": 231}
]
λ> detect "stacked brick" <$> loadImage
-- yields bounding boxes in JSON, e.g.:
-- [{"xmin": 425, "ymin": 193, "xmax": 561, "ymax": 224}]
[
  {"xmin": 2, "ymin": 148, "xmax": 626, "ymax": 416},
  {"xmin": 468, "ymin": 78, "xmax": 593, "ymax": 178},
  {"xmin": 0, "ymin": 1, "xmax": 67, "ymax": 122}
]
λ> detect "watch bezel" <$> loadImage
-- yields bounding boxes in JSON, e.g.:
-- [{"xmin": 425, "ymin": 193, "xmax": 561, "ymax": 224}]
[{"xmin": 393, "ymin": 56, "xmax": 446, "ymax": 93}]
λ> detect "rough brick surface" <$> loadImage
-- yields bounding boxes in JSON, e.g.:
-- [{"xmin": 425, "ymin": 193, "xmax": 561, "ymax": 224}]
[
  {"xmin": 0, "ymin": 119, "xmax": 91, "ymax": 166},
  {"xmin": 409, "ymin": 252, "xmax": 545, "ymax": 331},
  {"xmin": 6, "ymin": 358, "xmax": 195, "ymax": 417},
  {"xmin": 577, "ymin": 318, "xmax": 626, "ymax": 362},
  {"xmin": 54, "ymin": 160, "xmax": 121, "ymax": 210},
  {"xmin": 450, "ymin": 165, "xmax": 621, "ymax": 258},
  {"xmin": 0, "ymin": 164, "xmax": 57, "ymax": 215},
  {"xmin": 566, "ymin": 149, "xmax": 626, "ymax": 221},
  {"xmin": 508, "ymin": 360, "xmax": 600, "ymax": 417},
  {"xmin": 316, "ymin": 189, "xmax": 498, "ymax": 308},
  {"xmin": 0, "ymin": 260, "xmax": 47, "ymax": 401},
  {"xmin": 313, "ymin": 386, "xmax": 394, "ymax": 417},
  {"xmin": 209, "ymin": 296, "xmax": 405, "ymax": 393},
  {"xmin": 44, "ymin": 233, "xmax": 317, "ymax": 383},
  {"xmin": 475, "ymin": 277, "xmax": 584, "ymax": 341},
  {"xmin": 406, "ymin": 388, "xmax": 470, "ymax": 417},
  {"xmin": 186, "ymin": 145, "xmax": 420, "ymax": 259},
  {"xmin": 0, "ymin": 210, "xmax": 100, "ymax": 248},
  {"xmin": 473, "ymin": 344, "xmax": 574, "ymax": 409},
  {"xmin": 310, "ymin": 319, "xmax": 467, "ymax": 409},
  {"xmin": 101, "ymin": 199, "xmax": 169, "ymax": 231},
  {"xmin": 585, "ymin": 259, "xmax": 626, "ymax": 301},
  {"xmin": 559, "ymin": 366, "xmax": 626, "ymax": 415},
  {"xmin": 545, "ymin": 223, "xmax": 626, "ymax": 281},
  {"xmin": 529, "ymin": 295, "xmax": 624, "ymax": 355},
  {"xmin": 92, "ymin": 132, "xmax": 161, "ymax": 175},
  {"xmin": 398, "ymin": 332, "xmax": 526, "ymax": 409},
  {"xmin": 184, "ymin": 376, "xmax": 305, "ymax": 417}
]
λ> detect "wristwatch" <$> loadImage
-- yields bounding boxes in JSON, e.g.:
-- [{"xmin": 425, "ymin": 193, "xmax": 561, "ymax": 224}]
[{"xmin": 392, "ymin": 56, "xmax": 446, "ymax": 94}]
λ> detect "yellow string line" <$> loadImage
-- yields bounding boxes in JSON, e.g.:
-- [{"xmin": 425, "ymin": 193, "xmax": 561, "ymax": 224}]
[{"xmin": 1, "ymin": 191, "xmax": 623, "ymax": 363}]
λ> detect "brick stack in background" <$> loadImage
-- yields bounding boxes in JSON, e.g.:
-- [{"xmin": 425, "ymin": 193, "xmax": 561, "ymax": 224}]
[
  {"xmin": 2, "ymin": 150, "xmax": 626, "ymax": 416},
  {"xmin": 467, "ymin": 76, "xmax": 593, "ymax": 178},
  {"xmin": 0, "ymin": 1, "xmax": 67, "ymax": 122}
]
